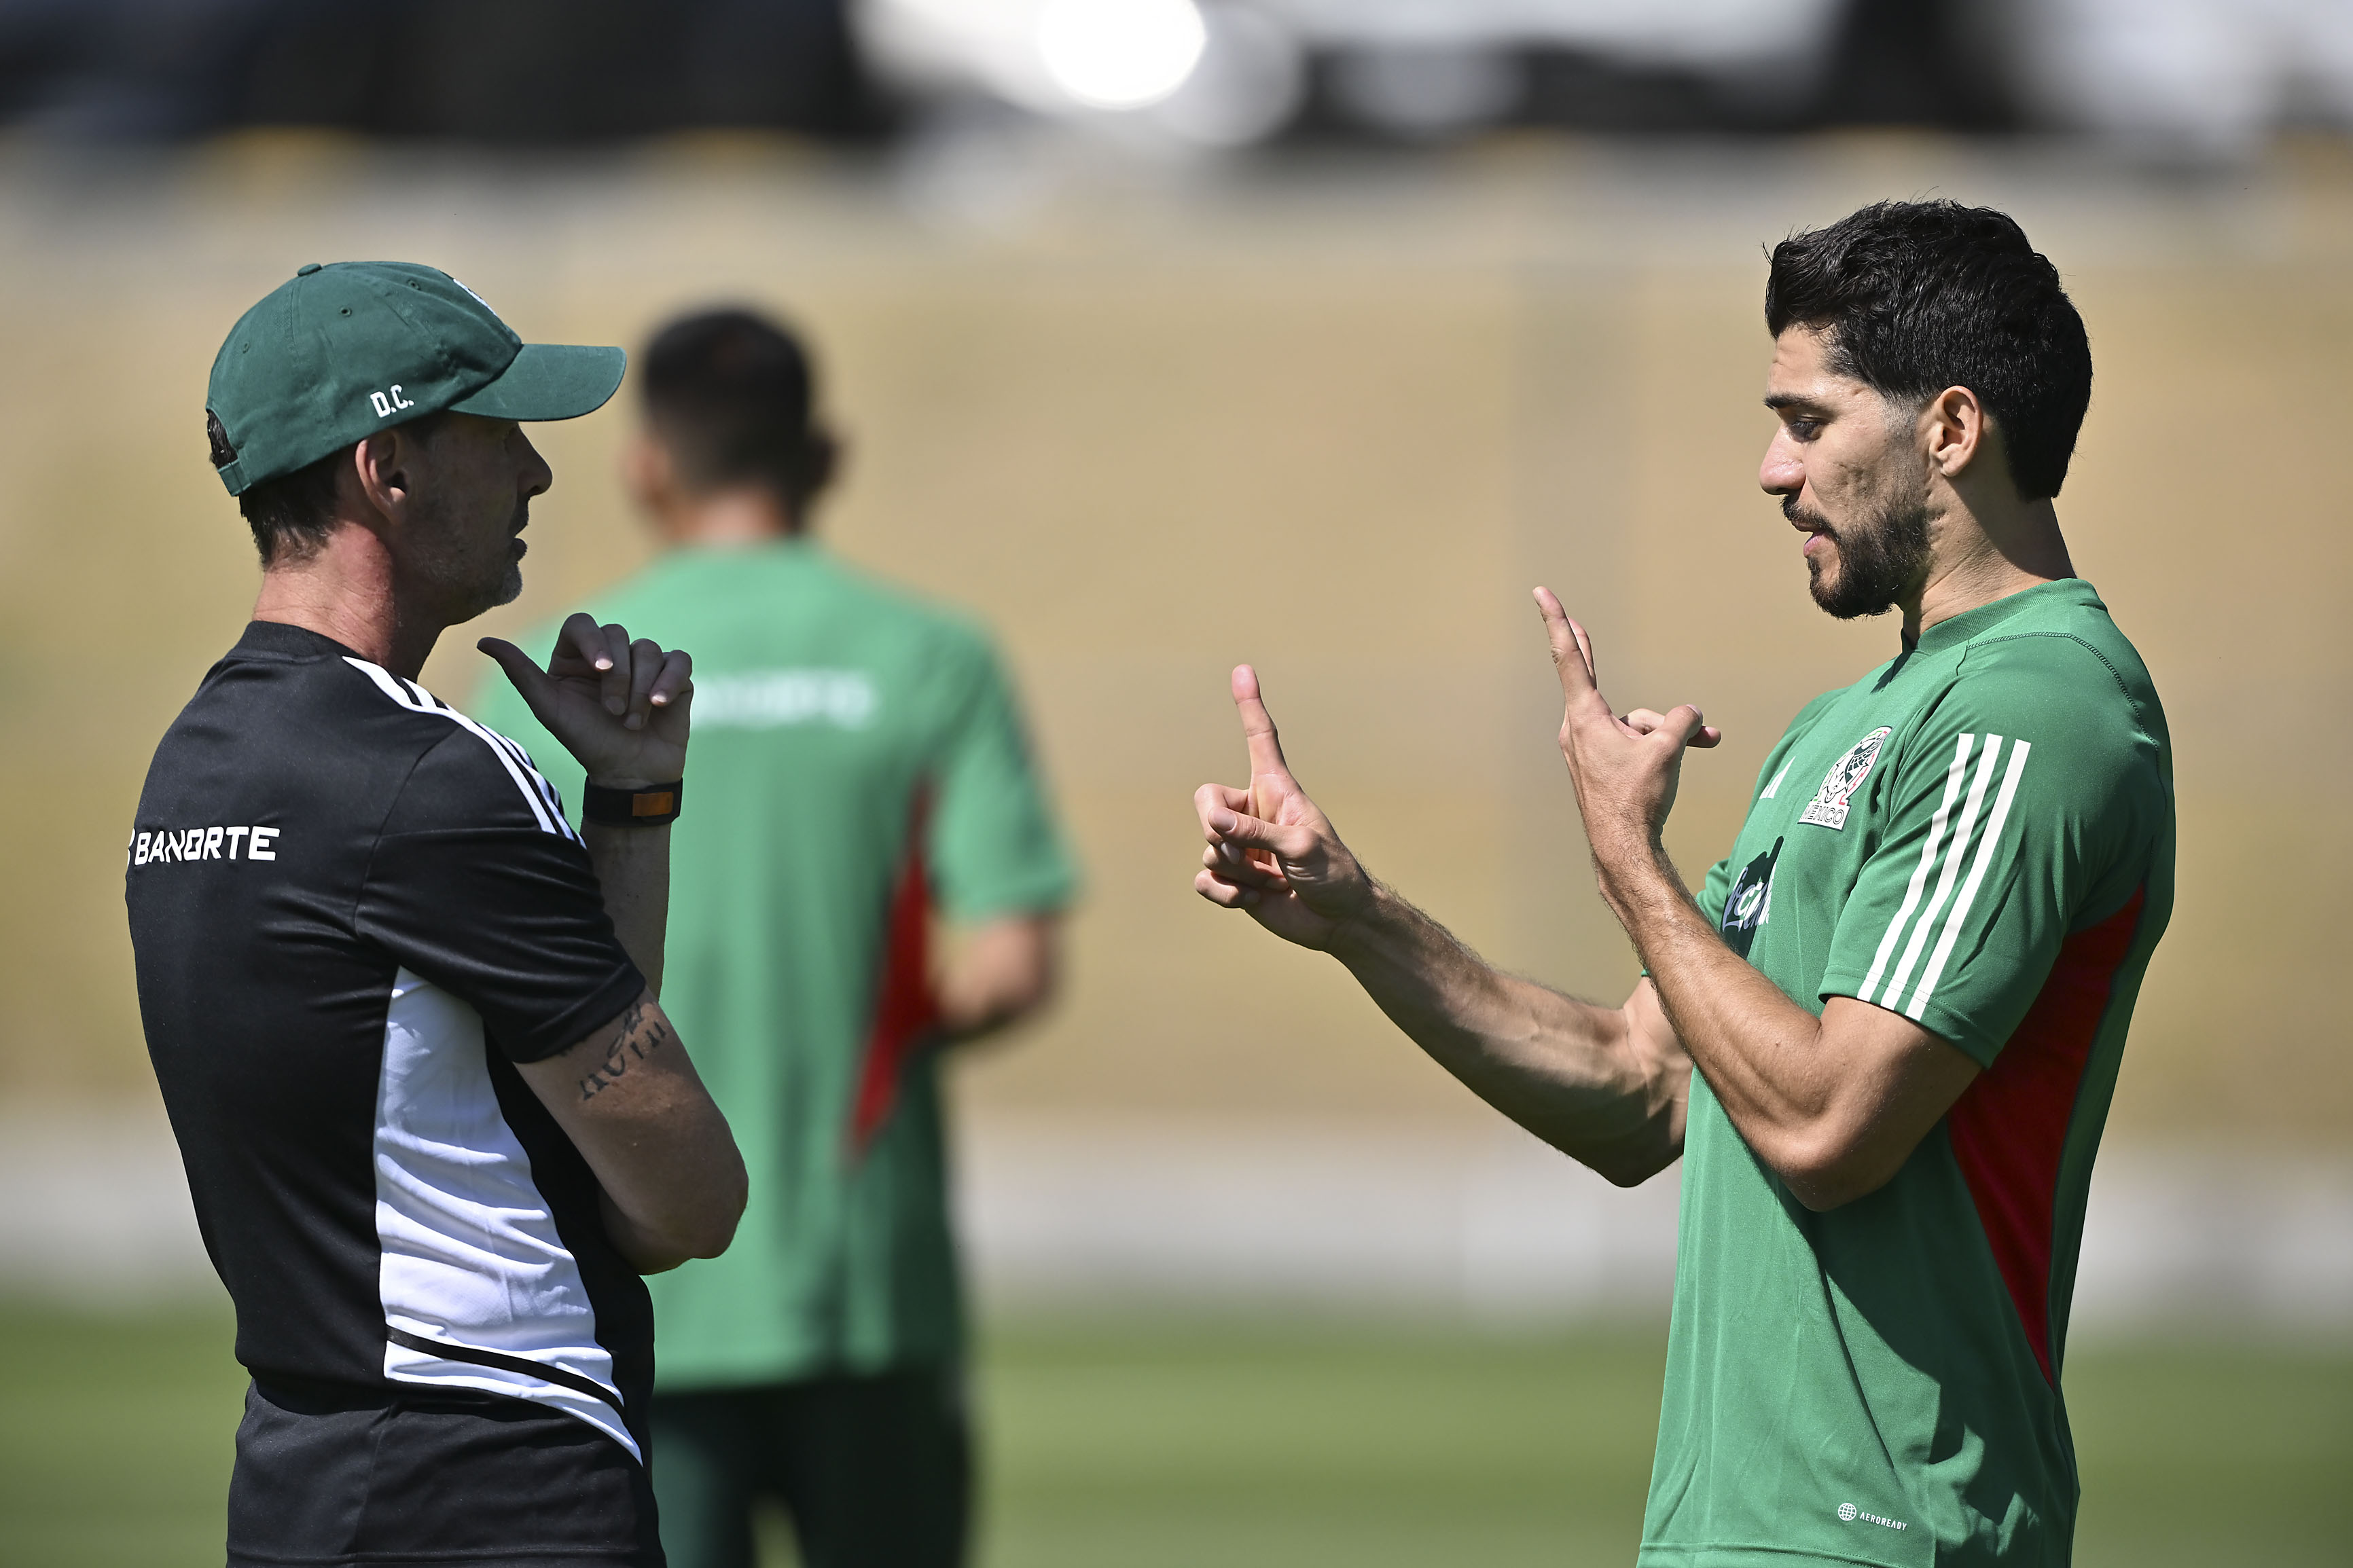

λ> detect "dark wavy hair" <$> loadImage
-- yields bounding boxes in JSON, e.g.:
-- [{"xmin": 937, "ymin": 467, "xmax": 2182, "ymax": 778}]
[{"xmin": 1765, "ymin": 201, "xmax": 2091, "ymax": 500}]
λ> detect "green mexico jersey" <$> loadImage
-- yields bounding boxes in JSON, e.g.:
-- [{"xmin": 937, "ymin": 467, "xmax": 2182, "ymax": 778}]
[
  {"xmin": 472, "ymin": 539, "xmax": 1077, "ymax": 1387},
  {"xmin": 1645, "ymin": 580, "xmax": 2173, "ymax": 1567}
]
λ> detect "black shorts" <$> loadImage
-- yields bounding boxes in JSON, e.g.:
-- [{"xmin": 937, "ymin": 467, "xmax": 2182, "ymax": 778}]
[
  {"xmin": 228, "ymin": 1377, "xmax": 662, "ymax": 1567},
  {"xmin": 649, "ymin": 1368, "xmax": 970, "ymax": 1568}
]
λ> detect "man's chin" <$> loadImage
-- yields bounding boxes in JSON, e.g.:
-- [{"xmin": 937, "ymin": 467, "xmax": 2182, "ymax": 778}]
[
  {"xmin": 1807, "ymin": 558, "xmax": 1897, "ymax": 621},
  {"xmin": 451, "ymin": 566, "xmax": 525, "ymax": 624}
]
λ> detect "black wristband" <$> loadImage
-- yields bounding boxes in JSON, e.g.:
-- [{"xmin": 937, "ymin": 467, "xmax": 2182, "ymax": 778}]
[{"xmin": 582, "ymin": 780, "xmax": 683, "ymax": 828}]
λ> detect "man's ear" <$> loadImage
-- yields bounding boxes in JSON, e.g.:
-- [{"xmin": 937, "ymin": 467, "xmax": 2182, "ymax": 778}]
[
  {"xmin": 1923, "ymin": 384, "xmax": 1990, "ymax": 483},
  {"xmin": 351, "ymin": 429, "xmax": 418, "ymax": 522}
]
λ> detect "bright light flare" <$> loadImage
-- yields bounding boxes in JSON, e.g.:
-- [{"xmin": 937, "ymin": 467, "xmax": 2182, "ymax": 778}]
[{"xmin": 1036, "ymin": 0, "xmax": 1208, "ymax": 110}]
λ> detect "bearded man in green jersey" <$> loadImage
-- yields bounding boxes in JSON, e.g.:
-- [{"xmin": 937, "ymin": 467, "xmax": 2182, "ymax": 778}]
[
  {"xmin": 1193, "ymin": 200, "xmax": 2171, "ymax": 1565},
  {"xmin": 477, "ymin": 310, "xmax": 1077, "ymax": 1568}
]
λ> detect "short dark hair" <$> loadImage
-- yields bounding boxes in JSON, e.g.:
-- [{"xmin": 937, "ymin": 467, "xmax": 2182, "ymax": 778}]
[
  {"xmin": 208, "ymin": 408, "xmax": 446, "ymax": 566},
  {"xmin": 211, "ymin": 409, "xmax": 343, "ymax": 566},
  {"xmin": 640, "ymin": 308, "xmax": 834, "ymax": 507},
  {"xmin": 1764, "ymin": 201, "xmax": 2091, "ymax": 500}
]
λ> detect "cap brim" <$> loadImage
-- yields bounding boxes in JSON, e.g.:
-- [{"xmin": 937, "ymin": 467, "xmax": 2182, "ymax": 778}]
[{"xmin": 448, "ymin": 342, "xmax": 626, "ymax": 422}]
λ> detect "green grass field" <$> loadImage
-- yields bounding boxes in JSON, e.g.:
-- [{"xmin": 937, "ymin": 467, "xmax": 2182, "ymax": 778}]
[{"xmin": 2, "ymin": 1305, "xmax": 2346, "ymax": 1567}]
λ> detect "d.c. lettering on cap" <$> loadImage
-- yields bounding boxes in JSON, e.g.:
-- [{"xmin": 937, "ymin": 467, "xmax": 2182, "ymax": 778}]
[{"xmin": 204, "ymin": 261, "xmax": 626, "ymax": 496}]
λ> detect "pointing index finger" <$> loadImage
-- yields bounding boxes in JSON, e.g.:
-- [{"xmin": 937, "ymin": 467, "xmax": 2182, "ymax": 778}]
[
  {"xmin": 1232, "ymin": 663, "xmax": 1289, "ymax": 778},
  {"xmin": 1532, "ymin": 587, "xmax": 1602, "ymax": 703}
]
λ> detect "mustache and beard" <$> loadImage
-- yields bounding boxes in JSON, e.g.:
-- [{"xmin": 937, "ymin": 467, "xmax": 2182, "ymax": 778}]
[
  {"xmin": 1783, "ymin": 492, "xmax": 1933, "ymax": 620},
  {"xmin": 412, "ymin": 490, "xmax": 531, "ymax": 622}
]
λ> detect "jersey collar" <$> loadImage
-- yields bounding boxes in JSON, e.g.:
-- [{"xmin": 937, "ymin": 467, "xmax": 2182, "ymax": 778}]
[
  {"xmin": 1913, "ymin": 577, "xmax": 2102, "ymax": 657},
  {"xmin": 236, "ymin": 619, "xmax": 369, "ymax": 662}
]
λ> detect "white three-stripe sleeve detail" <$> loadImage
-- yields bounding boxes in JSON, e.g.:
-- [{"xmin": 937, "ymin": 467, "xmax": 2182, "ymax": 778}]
[
  {"xmin": 1904, "ymin": 739, "xmax": 2032, "ymax": 1020},
  {"xmin": 1859, "ymin": 733, "xmax": 1975, "ymax": 1003},
  {"xmin": 348, "ymin": 658, "xmax": 433, "ymax": 718},
  {"xmin": 463, "ymin": 716, "xmax": 573, "ymax": 836},
  {"xmin": 437, "ymin": 708, "xmax": 579, "ymax": 842},
  {"xmin": 484, "ymin": 728, "xmax": 572, "ymax": 833},
  {"xmin": 343, "ymin": 658, "xmax": 571, "ymax": 839},
  {"xmin": 1877, "ymin": 732, "xmax": 2005, "ymax": 1006}
]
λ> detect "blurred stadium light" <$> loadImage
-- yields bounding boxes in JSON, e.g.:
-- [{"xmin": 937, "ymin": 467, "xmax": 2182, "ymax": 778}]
[
  {"xmin": 864, "ymin": 0, "xmax": 2353, "ymax": 147},
  {"xmin": 859, "ymin": 0, "xmax": 1854, "ymax": 143},
  {"xmin": 861, "ymin": 0, "xmax": 1210, "ymax": 115},
  {"xmin": 1, "ymin": 0, "xmax": 2348, "ymax": 148},
  {"xmin": 2019, "ymin": 0, "xmax": 2353, "ymax": 154}
]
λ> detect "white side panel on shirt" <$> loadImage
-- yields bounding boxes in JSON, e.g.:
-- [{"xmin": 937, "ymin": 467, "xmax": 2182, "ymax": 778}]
[{"xmin": 374, "ymin": 967, "xmax": 639, "ymax": 1460}]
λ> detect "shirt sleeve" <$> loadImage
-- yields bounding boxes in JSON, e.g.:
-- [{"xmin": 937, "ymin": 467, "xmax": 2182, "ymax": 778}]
[
  {"xmin": 1818, "ymin": 639, "xmax": 2163, "ymax": 1067},
  {"xmin": 356, "ymin": 729, "xmax": 644, "ymax": 1063},
  {"xmin": 467, "ymin": 665, "xmax": 585, "ymax": 827},
  {"xmin": 925, "ymin": 632, "xmax": 1080, "ymax": 923}
]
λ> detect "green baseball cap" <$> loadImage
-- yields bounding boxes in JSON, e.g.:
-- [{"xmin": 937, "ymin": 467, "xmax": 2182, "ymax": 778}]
[{"xmin": 206, "ymin": 261, "xmax": 626, "ymax": 496}]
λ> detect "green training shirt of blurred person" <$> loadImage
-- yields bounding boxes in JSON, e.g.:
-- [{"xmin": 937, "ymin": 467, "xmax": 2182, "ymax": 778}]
[{"xmin": 473, "ymin": 310, "xmax": 1077, "ymax": 1568}]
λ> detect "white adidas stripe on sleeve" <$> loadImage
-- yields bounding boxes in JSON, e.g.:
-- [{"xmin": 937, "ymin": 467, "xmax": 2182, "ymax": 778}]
[
  {"xmin": 1903, "ymin": 739, "xmax": 2032, "ymax": 1019},
  {"xmin": 481, "ymin": 723, "xmax": 573, "ymax": 831},
  {"xmin": 1875, "ymin": 733, "xmax": 2006, "ymax": 1008},
  {"xmin": 343, "ymin": 658, "xmax": 581, "ymax": 843},
  {"xmin": 1860, "ymin": 733, "xmax": 1975, "ymax": 1004}
]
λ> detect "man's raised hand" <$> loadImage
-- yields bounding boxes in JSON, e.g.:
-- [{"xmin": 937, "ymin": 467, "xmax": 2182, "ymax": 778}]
[
  {"xmin": 1534, "ymin": 587, "xmax": 1719, "ymax": 867},
  {"xmin": 1192, "ymin": 664, "xmax": 1371, "ymax": 949},
  {"xmin": 480, "ymin": 613, "xmax": 693, "ymax": 788}
]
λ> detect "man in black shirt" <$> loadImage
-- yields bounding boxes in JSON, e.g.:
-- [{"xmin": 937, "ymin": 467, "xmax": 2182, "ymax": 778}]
[{"xmin": 127, "ymin": 261, "xmax": 749, "ymax": 1568}]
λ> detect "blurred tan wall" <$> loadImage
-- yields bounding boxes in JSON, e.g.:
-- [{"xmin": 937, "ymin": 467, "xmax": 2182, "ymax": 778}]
[{"xmin": 3, "ymin": 134, "xmax": 2347, "ymax": 1142}]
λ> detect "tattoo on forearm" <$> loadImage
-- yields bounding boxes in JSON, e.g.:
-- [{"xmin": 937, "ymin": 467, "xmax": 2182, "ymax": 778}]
[{"xmin": 578, "ymin": 998, "xmax": 674, "ymax": 1101}]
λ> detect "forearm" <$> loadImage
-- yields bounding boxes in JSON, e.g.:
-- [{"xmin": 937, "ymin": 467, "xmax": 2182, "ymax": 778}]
[
  {"xmin": 1601, "ymin": 849, "xmax": 1843, "ymax": 1169},
  {"xmin": 595, "ymin": 1099, "xmax": 747, "ymax": 1273},
  {"xmin": 1327, "ymin": 882, "xmax": 1685, "ymax": 1184},
  {"xmin": 522, "ymin": 990, "xmax": 747, "ymax": 1274},
  {"xmin": 1599, "ymin": 842, "xmax": 1982, "ymax": 1208},
  {"xmin": 584, "ymin": 824, "xmax": 670, "ymax": 996},
  {"xmin": 935, "ymin": 915, "xmax": 1058, "ymax": 1044},
  {"xmin": 599, "ymin": 1191, "xmax": 700, "ymax": 1275}
]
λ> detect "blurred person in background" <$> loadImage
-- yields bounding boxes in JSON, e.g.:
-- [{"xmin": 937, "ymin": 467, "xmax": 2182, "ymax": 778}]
[
  {"xmin": 127, "ymin": 261, "xmax": 747, "ymax": 1568},
  {"xmin": 475, "ymin": 307, "xmax": 1079, "ymax": 1568},
  {"xmin": 1193, "ymin": 202, "xmax": 2173, "ymax": 1565}
]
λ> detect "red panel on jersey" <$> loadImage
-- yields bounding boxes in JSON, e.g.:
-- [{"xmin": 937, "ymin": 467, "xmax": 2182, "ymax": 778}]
[
  {"xmin": 848, "ymin": 793, "xmax": 941, "ymax": 1156},
  {"xmin": 1945, "ymin": 886, "xmax": 2144, "ymax": 1383}
]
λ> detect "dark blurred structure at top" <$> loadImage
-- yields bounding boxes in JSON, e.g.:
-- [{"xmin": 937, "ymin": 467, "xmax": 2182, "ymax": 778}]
[
  {"xmin": 2, "ymin": 0, "xmax": 2348, "ymax": 153},
  {"xmin": 0, "ymin": 0, "xmax": 884, "ymax": 141}
]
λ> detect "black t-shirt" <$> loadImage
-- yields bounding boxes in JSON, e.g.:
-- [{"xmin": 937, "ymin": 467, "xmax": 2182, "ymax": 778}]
[{"xmin": 127, "ymin": 622, "xmax": 657, "ymax": 1561}]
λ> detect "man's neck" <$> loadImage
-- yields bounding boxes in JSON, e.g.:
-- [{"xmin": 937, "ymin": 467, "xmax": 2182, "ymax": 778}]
[
  {"xmin": 1901, "ymin": 493, "xmax": 2074, "ymax": 643},
  {"xmin": 658, "ymin": 486, "xmax": 800, "ymax": 549},
  {"xmin": 251, "ymin": 524, "xmax": 441, "ymax": 679}
]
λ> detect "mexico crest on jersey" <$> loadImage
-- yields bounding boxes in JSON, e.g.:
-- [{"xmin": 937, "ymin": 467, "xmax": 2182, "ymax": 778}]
[{"xmin": 1797, "ymin": 726, "xmax": 1892, "ymax": 831}]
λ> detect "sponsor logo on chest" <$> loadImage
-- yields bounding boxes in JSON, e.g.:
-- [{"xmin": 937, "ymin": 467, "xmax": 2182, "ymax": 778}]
[
  {"xmin": 1797, "ymin": 726, "xmax": 1892, "ymax": 831},
  {"xmin": 692, "ymin": 669, "xmax": 878, "ymax": 731}
]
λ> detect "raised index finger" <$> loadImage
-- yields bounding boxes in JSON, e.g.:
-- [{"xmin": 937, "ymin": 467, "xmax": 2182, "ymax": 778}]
[
  {"xmin": 1532, "ymin": 587, "xmax": 1604, "ymax": 707},
  {"xmin": 1232, "ymin": 664, "xmax": 1289, "ymax": 779}
]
